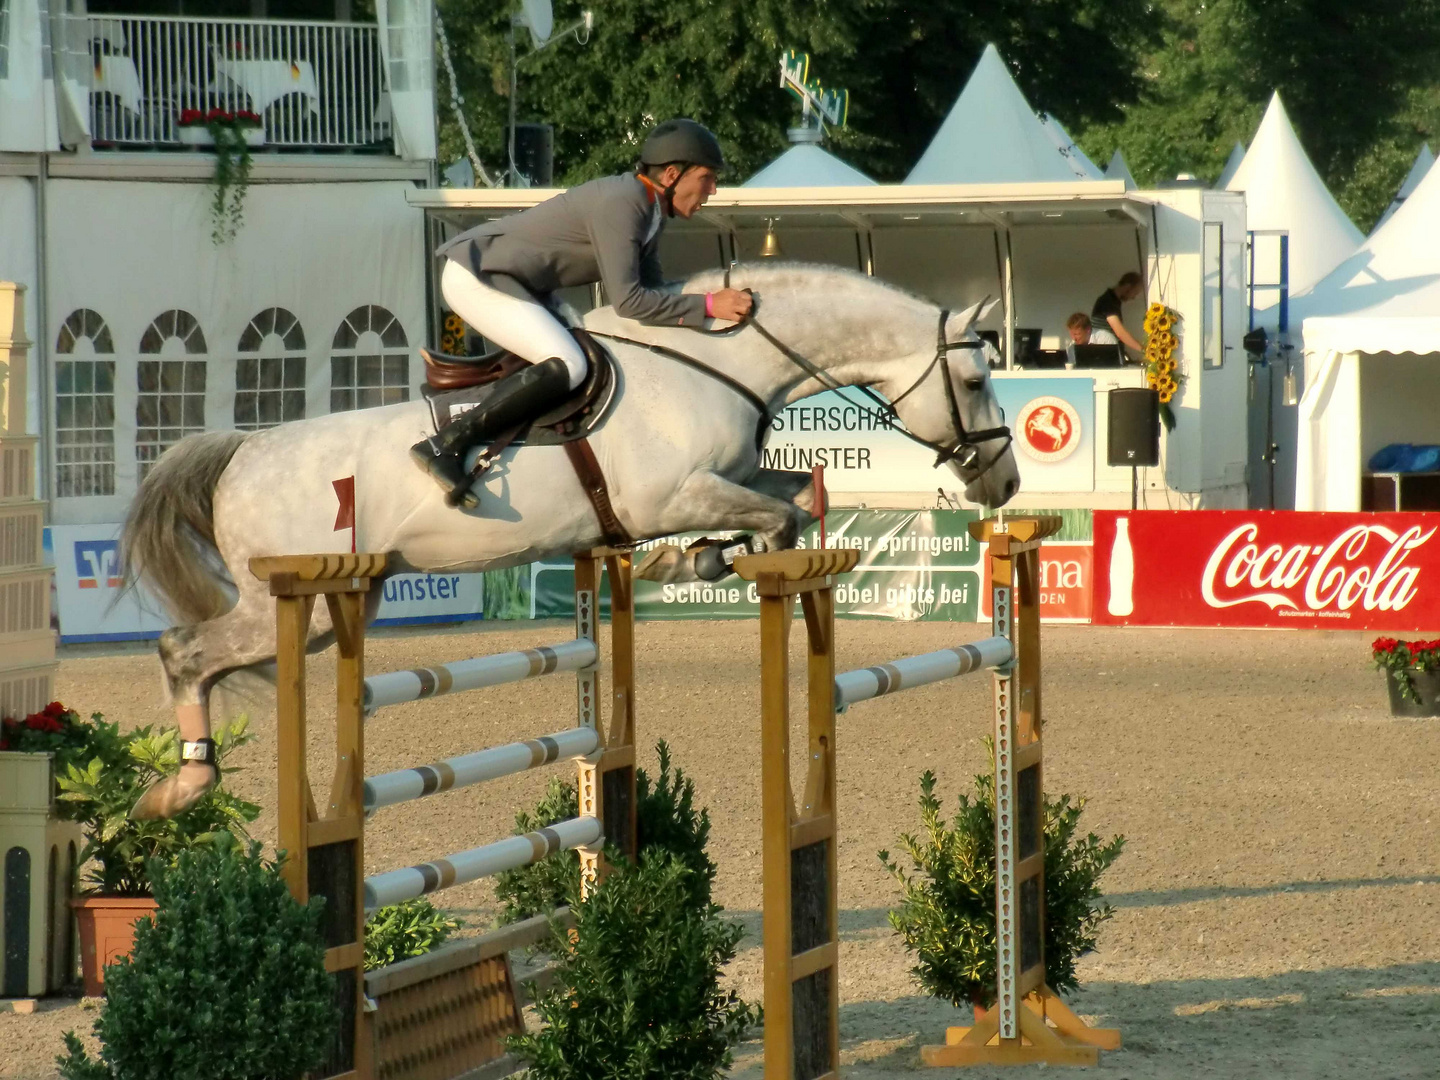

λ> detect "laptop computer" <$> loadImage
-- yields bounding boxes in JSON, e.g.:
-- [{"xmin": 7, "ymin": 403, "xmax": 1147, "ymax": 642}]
[
  {"xmin": 1071, "ymin": 344, "xmax": 1125, "ymax": 368},
  {"xmin": 1023, "ymin": 349, "xmax": 1069, "ymax": 369}
]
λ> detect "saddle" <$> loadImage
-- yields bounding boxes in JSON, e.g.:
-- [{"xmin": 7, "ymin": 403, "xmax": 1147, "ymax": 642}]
[{"xmin": 419, "ymin": 328, "xmax": 631, "ymax": 545}]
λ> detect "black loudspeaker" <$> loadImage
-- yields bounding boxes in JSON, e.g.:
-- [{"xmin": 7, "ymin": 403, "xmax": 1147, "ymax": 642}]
[
  {"xmin": 514, "ymin": 123, "xmax": 554, "ymax": 186},
  {"xmin": 1107, "ymin": 388, "xmax": 1160, "ymax": 466}
]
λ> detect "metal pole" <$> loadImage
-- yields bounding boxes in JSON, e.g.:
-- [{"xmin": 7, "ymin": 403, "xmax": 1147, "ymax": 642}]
[{"xmin": 507, "ymin": 17, "xmax": 518, "ymax": 186}]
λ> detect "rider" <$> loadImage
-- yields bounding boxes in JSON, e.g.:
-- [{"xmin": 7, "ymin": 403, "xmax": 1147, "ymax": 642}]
[{"xmin": 413, "ymin": 118, "xmax": 756, "ymax": 504}]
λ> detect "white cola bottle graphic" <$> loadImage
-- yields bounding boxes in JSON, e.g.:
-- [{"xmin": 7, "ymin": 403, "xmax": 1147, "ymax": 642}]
[{"xmin": 1107, "ymin": 517, "xmax": 1135, "ymax": 617}]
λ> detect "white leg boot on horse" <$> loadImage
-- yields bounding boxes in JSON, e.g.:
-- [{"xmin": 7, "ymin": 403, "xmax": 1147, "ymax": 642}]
[{"xmin": 122, "ymin": 265, "xmax": 1021, "ymax": 819}]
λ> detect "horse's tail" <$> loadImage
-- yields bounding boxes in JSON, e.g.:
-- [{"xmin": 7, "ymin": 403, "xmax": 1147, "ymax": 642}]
[{"xmin": 121, "ymin": 431, "xmax": 249, "ymax": 625}]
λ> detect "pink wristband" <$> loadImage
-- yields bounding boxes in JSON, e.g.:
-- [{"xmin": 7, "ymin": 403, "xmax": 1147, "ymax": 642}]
[{"xmin": 705, "ymin": 292, "xmax": 715, "ymax": 318}]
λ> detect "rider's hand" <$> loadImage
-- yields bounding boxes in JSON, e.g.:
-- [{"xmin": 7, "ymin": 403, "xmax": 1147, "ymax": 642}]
[{"xmin": 709, "ymin": 288, "xmax": 753, "ymax": 323}]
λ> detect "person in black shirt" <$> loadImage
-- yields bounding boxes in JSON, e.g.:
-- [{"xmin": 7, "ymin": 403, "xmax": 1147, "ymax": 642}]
[{"xmin": 1089, "ymin": 271, "xmax": 1144, "ymax": 357}]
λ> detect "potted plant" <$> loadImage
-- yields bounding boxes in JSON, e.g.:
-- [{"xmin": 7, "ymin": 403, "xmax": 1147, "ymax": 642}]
[
  {"xmin": 56, "ymin": 715, "xmax": 259, "ymax": 996},
  {"xmin": 57, "ymin": 840, "xmax": 338, "ymax": 1080},
  {"xmin": 176, "ymin": 108, "xmax": 263, "ymax": 245},
  {"xmin": 0, "ymin": 701, "xmax": 97, "ymax": 807},
  {"xmin": 880, "ymin": 763, "xmax": 1125, "ymax": 1014},
  {"xmin": 1371, "ymin": 637, "xmax": 1440, "ymax": 717}
]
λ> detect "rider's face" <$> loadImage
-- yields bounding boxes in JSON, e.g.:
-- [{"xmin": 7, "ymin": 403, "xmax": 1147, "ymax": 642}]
[{"xmin": 665, "ymin": 165, "xmax": 718, "ymax": 218}]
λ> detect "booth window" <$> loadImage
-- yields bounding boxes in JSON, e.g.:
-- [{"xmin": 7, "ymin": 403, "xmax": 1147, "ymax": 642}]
[
  {"xmin": 1202, "ymin": 221, "xmax": 1224, "ymax": 369},
  {"xmin": 136, "ymin": 310, "xmax": 207, "ymax": 480},
  {"xmin": 330, "ymin": 305, "xmax": 409, "ymax": 412},
  {"xmin": 236, "ymin": 307, "xmax": 306, "ymax": 430},
  {"xmin": 54, "ymin": 309, "xmax": 117, "ymax": 498},
  {"xmin": 0, "ymin": 0, "xmax": 10, "ymax": 81}
]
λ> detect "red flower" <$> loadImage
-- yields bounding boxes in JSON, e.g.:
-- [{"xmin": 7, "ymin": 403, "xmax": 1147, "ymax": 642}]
[
  {"xmin": 237, "ymin": 110, "xmax": 262, "ymax": 125},
  {"xmin": 44, "ymin": 701, "xmax": 67, "ymax": 717},
  {"xmin": 178, "ymin": 108, "xmax": 204, "ymax": 126},
  {"xmin": 1372, "ymin": 637, "xmax": 1399, "ymax": 654},
  {"xmin": 205, "ymin": 108, "xmax": 231, "ymax": 122}
]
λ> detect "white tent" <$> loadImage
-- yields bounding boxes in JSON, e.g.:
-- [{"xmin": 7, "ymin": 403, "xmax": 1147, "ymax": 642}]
[
  {"xmin": 1215, "ymin": 142, "xmax": 1245, "ymax": 189},
  {"xmin": 744, "ymin": 144, "xmax": 875, "ymax": 187},
  {"xmin": 1104, "ymin": 149, "xmax": 1137, "ymax": 190},
  {"xmin": 1038, "ymin": 114, "xmax": 1103, "ymax": 180},
  {"xmin": 906, "ymin": 44, "xmax": 1089, "ymax": 185},
  {"xmin": 1293, "ymin": 159, "xmax": 1440, "ymax": 511},
  {"xmin": 1371, "ymin": 143, "xmax": 1434, "ymax": 234},
  {"xmin": 1227, "ymin": 94, "xmax": 1362, "ymax": 297}
]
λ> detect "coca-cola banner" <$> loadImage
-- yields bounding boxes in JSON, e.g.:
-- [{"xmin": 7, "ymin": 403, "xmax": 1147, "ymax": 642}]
[{"xmin": 1093, "ymin": 511, "xmax": 1440, "ymax": 631}]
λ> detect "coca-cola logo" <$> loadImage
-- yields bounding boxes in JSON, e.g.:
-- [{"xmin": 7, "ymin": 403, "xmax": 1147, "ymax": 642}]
[{"xmin": 1201, "ymin": 523, "xmax": 1437, "ymax": 612}]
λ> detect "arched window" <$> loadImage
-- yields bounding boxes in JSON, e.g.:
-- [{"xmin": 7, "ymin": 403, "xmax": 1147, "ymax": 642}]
[
  {"xmin": 235, "ymin": 307, "xmax": 306, "ymax": 430},
  {"xmin": 136, "ymin": 310, "xmax": 207, "ymax": 478},
  {"xmin": 330, "ymin": 305, "xmax": 409, "ymax": 412},
  {"xmin": 54, "ymin": 309, "xmax": 117, "ymax": 498}
]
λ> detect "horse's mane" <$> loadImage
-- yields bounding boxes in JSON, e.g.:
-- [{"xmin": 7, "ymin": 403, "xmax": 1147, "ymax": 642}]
[{"xmin": 678, "ymin": 261, "xmax": 936, "ymax": 315}]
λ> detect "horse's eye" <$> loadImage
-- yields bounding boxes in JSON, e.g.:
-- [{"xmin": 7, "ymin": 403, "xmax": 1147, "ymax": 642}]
[{"xmin": 963, "ymin": 376, "xmax": 987, "ymax": 392}]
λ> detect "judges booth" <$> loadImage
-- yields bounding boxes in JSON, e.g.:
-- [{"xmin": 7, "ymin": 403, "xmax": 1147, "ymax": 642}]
[{"xmin": 411, "ymin": 180, "xmax": 1249, "ymax": 512}]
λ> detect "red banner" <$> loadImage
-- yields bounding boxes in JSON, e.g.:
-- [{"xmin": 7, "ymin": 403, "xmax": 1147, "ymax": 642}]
[
  {"xmin": 1092, "ymin": 511, "xmax": 1440, "ymax": 631},
  {"xmin": 980, "ymin": 541, "xmax": 1093, "ymax": 623}
]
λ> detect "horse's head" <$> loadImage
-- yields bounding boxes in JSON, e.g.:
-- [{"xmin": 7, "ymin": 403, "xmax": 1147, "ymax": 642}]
[{"xmin": 877, "ymin": 298, "xmax": 1020, "ymax": 508}]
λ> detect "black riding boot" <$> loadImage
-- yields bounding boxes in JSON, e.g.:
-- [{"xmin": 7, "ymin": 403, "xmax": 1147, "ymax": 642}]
[{"xmin": 411, "ymin": 356, "xmax": 574, "ymax": 507}]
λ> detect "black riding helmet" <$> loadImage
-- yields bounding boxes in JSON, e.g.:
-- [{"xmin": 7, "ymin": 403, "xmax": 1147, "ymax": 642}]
[{"xmin": 639, "ymin": 118, "xmax": 725, "ymax": 216}]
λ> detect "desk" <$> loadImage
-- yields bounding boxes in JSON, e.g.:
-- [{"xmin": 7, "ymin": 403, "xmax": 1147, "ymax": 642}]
[
  {"xmin": 91, "ymin": 54, "xmax": 143, "ymax": 114},
  {"xmin": 213, "ymin": 59, "xmax": 320, "ymax": 115}
]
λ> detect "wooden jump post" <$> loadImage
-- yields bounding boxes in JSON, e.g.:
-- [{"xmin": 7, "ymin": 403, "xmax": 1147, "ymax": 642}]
[
  {"xmin": 733, "ymin": 517, "xmax": 1119, "ymax": 1078},
  {"xmin": 252, "ymin": 549, "xmax": 637, "ymax": 1080}
]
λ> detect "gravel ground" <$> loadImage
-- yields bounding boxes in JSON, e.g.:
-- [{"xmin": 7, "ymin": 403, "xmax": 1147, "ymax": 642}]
[{"xmin": 4, "ymin": 619, "xmax": 1439, "ymax": 1079}]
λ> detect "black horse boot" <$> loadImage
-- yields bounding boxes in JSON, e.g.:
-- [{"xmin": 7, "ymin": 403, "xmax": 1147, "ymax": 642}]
[{"xmin": 411, "ymin": 357, "xmax": 574, "ymax": 507}]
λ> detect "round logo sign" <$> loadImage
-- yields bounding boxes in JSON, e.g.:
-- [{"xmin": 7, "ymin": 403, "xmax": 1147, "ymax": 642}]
[{"xmin": 1016, "ymin": 396, "xmax": 1082, "ymax": 462}]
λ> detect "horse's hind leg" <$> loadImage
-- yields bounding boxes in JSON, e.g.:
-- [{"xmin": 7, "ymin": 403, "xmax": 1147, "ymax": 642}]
[{"xmin": 131, "ymin": 580, "xmax": 335, "ymax": 819}]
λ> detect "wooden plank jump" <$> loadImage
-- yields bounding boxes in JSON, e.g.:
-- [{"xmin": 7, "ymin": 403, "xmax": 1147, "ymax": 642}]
[
  {"xmin": 255, "ymin": 550, "xmax": 637, "ymax": 1080},
  {"xmin": 733, "ymin": 517, "xmax": 1120, "ymax": 1077}
]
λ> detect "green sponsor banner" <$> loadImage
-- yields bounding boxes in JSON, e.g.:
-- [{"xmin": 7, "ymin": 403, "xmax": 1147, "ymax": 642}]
[{"xmin": 531, "ymin": 509, "xmax": 982, "ymax": 621}]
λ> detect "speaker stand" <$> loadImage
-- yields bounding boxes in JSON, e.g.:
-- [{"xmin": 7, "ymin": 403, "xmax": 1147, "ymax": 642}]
[{"xmin": 1131, "ymin": 466, "xmax": 1139, "ymax": 511}]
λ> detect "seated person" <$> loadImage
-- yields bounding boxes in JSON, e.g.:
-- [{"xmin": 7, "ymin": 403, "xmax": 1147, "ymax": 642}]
[
  {"xmin": 1090, "ymin": 271, "xmax": 1144, "ymax": 358},
  {"xmin": 1064, "ymin": 311, "xmax": 1089, "ymax": 364}
]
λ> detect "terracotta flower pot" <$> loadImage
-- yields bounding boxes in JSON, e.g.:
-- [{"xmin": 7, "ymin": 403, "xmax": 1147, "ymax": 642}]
[
  {"xmin": 71, "ymin": 895, "xmax": 158, "ymax": 996},
  {"xmin": 1385, "ymin": 668, "xmax": 1440, "ymax": 718}
]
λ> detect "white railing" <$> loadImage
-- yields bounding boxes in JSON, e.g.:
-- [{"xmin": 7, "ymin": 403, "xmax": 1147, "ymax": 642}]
[{"xmin": 79, "ymin": 15, "xmax": 390, "ymax": 149}]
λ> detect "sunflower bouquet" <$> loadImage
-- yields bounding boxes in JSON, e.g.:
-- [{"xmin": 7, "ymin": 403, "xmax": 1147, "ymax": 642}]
[
  {"xmin": 440, "ymin": 311, "xmax": 474, "ymax": 356},
  {"xmin": 1141, "ymin": 302, "xmax": 1183, "ymax": 429}
]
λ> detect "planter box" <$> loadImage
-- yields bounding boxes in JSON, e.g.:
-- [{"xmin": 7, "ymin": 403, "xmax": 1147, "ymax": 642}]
[
  {"xmin": 1, "ymin": 752, "xmax": 83, "ymax": 997},
  {"xmin": 1386, "ymin": 668, "xmax": 1440, "ymax": 718},
  {"xmin": 0, "ymin": 660, "xmax": 57, "ymax": 724},
  {"xmin": 0, "ymin": 566, "xmax": 53, "ymax": 639},
  {"xmin": 177, "ymin": 125, "xmax": 265, "ymax": 148},
  {"xmin": 0, "ymin": 435, "xmax": 36, "ymax": 500},
  {"xmin": 72, "ymin": 896, "xmax": 158, "ymax": 997},
  {"xmin": 0, "ymin": 500, "xmax": 43, "ymax": 571}
]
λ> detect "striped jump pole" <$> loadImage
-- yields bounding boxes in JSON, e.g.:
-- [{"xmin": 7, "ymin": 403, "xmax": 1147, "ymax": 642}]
[
  {"xmin": 363, "ymin": 816, "xmax": 603, "ymax": 910},
  {"xmin": 259, "ymin": 549, "xmax": 638, "ymax": 1080},
  {"xmin": 832, "ymin": 636, "xmax": 1012, "ymax": 710},
  {"xmin": 363, "ymin": 637, "xmax": 598, "ymax": 712},
  {"xmin": 364, "ymin": 726, "xmax": 602, "ymax": 813}
]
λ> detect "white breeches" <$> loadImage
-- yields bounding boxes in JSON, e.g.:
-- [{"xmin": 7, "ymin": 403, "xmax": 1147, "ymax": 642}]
[{"xmin": 440, "ymin": 260, "xmax": 588, "ymax": 389}]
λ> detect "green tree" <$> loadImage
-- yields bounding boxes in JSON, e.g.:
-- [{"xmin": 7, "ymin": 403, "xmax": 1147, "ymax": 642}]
[{"xmin": 435, "ymin": 0, "xmax": 1160, "ymax": 185}]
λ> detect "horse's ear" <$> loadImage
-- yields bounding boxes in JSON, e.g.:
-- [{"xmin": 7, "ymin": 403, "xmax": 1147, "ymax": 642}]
[{"xmin": 950, "ymin": 297, "xmax": 993, "ymax": 333}]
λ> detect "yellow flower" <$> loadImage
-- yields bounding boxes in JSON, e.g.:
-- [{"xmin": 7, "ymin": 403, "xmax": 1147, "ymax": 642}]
[
  {"xmin": 444, "ymin": 313, "xmax": 464, "ymax": 332},
  {"xmin": 1159, "ymin": 390, "xmax": 1173, "ymax": 404},
  {"xmin": 1158, "ymin": 359, "xmax": 1175, "ymax": 374}
]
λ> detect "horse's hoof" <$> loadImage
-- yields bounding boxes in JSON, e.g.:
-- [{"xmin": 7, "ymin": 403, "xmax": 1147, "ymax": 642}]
[
  {"xmin": 634, "ymin": 545, "xmax": 683, "ymax": 582},
  {"xmin": 130, "ymin": 767, "xmax": 216, "ymax": 820}
]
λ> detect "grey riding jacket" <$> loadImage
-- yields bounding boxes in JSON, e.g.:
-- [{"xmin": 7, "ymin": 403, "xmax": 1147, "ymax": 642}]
[{"xmin": 437, "ymin": 173, "xmax": 707, "ymax": 328}]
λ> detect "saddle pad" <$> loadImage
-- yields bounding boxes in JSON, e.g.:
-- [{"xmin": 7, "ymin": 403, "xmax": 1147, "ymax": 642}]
[{"xmin": 423, "ymin": 350, "xmax": 618, "ymax": 446}]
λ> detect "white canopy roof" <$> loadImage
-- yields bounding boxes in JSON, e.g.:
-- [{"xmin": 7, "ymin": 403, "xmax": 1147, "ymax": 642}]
[
  {"xmin": 1371, "ymin": 143, "xmax": 1434, "ymax": 234},
  {"xmin": 744, "ymin": 143, "xmax": 876, "ymax": 187},
  {"xmin": 1227, "ymin": 94, "xmax": 1361, "ymax": 295},
  {"xmin": 1038, "ymin": 114, "xmax": 1103, "ymax": 180},
  {"xmin": 906, "ymin": 45, "xmax": 1089, "ymax": 185},
  {"xmin": 1299, "ymin": 157, "xmax": 1440, "ymax": 357},
  {"xmin": 1104, "ymin": 149, "xmax": 1137, "ymax": 190},
  {"xmin": 1215, "ymin": 142, "xmax": 1245, "ymax": 189}
]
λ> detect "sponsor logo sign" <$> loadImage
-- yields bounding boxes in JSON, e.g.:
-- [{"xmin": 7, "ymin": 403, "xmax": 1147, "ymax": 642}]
[
  {"xmin": 1092, "ymin": 510, "xmax": 1440, "ymax": 630},
  {"xmin": 1016, "ymin": 397, "xmax": 1083, "ymax": 463},
  {"xmin": 978, "ymin": 541, "xmax": 1093, "ymax": 623},
  {"xmin": 992, "ymin": 377, "xmax": 1095, "ymax": 492}
]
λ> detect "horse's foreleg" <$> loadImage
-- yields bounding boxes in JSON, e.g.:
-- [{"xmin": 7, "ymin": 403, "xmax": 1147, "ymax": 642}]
[
  {"xmin": 132, "ymin": 585, "xmax": 334, "ymax": 820},
  {"xmin": 635, "ymin": 471, "xmax": 811, "ymax": 584}
]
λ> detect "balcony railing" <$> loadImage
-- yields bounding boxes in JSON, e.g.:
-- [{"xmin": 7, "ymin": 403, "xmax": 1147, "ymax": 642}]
[{"xmin": 77, "ymin": 15, "xmax": 391, "ymax": 150}]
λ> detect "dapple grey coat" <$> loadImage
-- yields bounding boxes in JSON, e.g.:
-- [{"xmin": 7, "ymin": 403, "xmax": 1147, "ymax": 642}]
[{"xmin": 438, "ymin": 173, "xmax": 706, "ymax": 327}]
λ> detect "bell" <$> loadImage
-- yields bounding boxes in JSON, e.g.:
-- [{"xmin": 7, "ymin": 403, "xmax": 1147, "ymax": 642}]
[
  {"xmin": 759, "ymin": 221, "xmax": 782, "ymax": 258},
  {"xmin": 1282, "ymin": 363, "xmax": 1299, "ymax": 406}
]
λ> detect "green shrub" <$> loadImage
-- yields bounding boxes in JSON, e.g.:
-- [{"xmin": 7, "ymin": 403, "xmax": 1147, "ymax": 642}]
[
  {"xmin": 880, "ymin": 763, "xmax": 1125, "ymax": 1009},
  {"xmin": 57, "ymin": 840, "xmax": 337, "ymax": 1080},
  {"xmin": 508, "ymin": 852, "xmax": 758, "ymax": 1080},
  {"xmin": 56, "ymin": 716, "xmax": 260, "ymax": 896},
  {"xmin": 364, "ymin": 898, "xmax": 463, "ymax": 970},
  {"xmin": 494, "ymin": 740, "xmax": 716, "ymax": 922}
]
